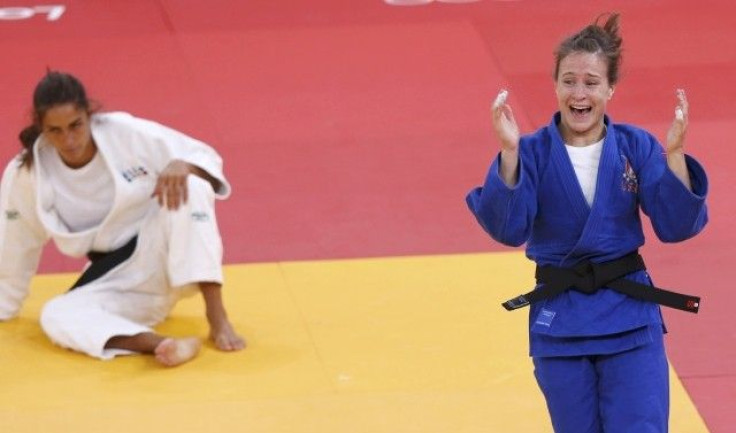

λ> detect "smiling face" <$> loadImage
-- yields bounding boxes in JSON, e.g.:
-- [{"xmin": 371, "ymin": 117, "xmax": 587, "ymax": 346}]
[
  {"xmin": 40, "ymin": 103, "xmax": 96, "ymax": 168},
  {"xmin": 555, "ymin": 51, "xmax": 614, "ymax": 146}
]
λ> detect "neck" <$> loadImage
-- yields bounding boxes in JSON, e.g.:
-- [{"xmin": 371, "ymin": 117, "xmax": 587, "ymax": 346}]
[
  {"xmin": 62, "ymin": 139, "xmax": 98, "ymax": 169},
  {"xmin": 560, "ymin": 123, "xmax": 606, "ymax": 147}
]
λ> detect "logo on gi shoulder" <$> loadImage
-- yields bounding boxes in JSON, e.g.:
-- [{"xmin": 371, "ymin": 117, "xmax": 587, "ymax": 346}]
[
  {"xmin": 5, "ymin": 210, "xmax": 19, "ymax": 220},
  {"xmin": 121, "ymin": 166, "xmax": 149, "ymax": 182},
  {"xmin": 620, "ymin": 154, "xmax": 638, "ymax": 193}
]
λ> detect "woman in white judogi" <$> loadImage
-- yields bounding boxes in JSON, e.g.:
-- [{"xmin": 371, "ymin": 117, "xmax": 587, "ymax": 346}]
[{"xmin": 0, "ymin": 71, "xmax": 245, "ymax": 366}]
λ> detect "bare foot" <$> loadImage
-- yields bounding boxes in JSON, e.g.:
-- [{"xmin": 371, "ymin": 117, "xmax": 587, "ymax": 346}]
[
  {"xmin": 209, "ymin": 321, "xmax": 246, "ymax": 351},
  {"xmin": 154, "ymin": 337, "xmax": 202, "ymax": 367}
]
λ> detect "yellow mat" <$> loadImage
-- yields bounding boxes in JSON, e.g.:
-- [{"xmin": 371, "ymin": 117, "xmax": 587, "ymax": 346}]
[{"xmin": 0, "ymin": 252, "xmax": 709, "ymax": 432}]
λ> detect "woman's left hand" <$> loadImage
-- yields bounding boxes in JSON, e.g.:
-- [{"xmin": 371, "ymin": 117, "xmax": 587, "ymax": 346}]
[
  {"xmin": 153, "ymin": 159, "xmax": 192, "ymax": 210},
  {"xmin": 665, "ymin": 89, "xmax": 688, "ymax": 155},
  {"xmin": 664, "ymin": 89, "xmax": 692, "ymax": 190}
]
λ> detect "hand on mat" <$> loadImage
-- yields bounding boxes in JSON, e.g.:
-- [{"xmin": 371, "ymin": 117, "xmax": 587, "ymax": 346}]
[
  {"xmin": 153, "ymin": 159, "xmax": 192, "ymax": 210},
  {"xmin": 491, "ymin": 89, "xmax": 519, "ymax": 153},
  {"xmin": 665, "ymin": 88, "xmax": 688, "ymax": 155}
]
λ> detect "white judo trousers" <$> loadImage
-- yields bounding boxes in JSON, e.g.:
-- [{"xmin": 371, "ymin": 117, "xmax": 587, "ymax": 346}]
[{"xmin": 39, "ymin": 177, "xmax": 223, "ymax": 359}]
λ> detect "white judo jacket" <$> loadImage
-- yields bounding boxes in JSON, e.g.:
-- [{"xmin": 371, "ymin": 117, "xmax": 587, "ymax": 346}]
[{"xmin": 0, "ymin": 112, "xmax": 231, "ymax": 320}]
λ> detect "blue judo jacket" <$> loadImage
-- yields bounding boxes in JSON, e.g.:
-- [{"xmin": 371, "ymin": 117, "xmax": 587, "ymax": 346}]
[{"xmin": 466, "ymin": 113, "xmax": 708, "ymax": 357}]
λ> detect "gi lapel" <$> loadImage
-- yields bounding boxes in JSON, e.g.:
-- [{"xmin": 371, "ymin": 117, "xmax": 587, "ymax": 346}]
[
  {"xmin": 548, "ymin": 112, "xmax": 591, "ymax": 218},
  {"xmin": 557, "ymin": 115, "xmax": 616, "ymax": 266}
]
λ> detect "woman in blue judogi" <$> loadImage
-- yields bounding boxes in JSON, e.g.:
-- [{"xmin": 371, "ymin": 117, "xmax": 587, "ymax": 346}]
[{"xmin": 466, "ymin": 13, "xmax": 708, "ymax": 433}]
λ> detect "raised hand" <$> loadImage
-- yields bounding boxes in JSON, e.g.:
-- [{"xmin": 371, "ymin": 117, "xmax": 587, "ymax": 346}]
[
  {"xmin": 665, "ymin": 89, "xmax": 688, "ymax": 155},
  {"xmin": 664, "ymin": 89, "xmax": 692, "ymax": 190},
  {"xmin": 491, "ymin": 89, "xmax": 520, "ymax": 186},
  {"xmin": 491, "ymin": 89, "xmax": 520, "ymax": 153}
]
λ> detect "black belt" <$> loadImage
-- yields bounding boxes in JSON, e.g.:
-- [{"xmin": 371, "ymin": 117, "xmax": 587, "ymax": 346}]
[
  {"xmin": 502, "ymin": 252, "xmax": 700, "ymax": 313},
  {"xmin": 69, "ymin": 236, "xmax": 138, "ymax": 290}
]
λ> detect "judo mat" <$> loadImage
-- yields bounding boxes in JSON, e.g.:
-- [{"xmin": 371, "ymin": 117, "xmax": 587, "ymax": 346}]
[
  {"xmin": 1, "ymin": 254, "xmax": 709, "ymax": 433},
  {"xmin": 1, "ymin": 1, "xmax": 734, "ymax": 432}
]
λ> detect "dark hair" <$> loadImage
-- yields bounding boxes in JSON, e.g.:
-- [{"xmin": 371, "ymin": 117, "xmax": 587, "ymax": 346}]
[
  {"xmin": 18, "ymin": 71, "xmax": 93, "ymax": 168},
  {"xmin": 553, "ymin": 13, "xmax": 623, "ymax": 85}
]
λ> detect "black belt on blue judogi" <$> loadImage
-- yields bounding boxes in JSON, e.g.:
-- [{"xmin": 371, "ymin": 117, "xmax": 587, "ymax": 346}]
[
  {"xmin": 502, "ymin": 252, "xmax": 701, "ymax": 313},
  {"xmin": 69, "ymin": 236, "xmax": 138, "ymax": 290}
]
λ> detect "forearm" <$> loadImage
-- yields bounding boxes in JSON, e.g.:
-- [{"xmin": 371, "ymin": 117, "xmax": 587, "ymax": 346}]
[
  {"xmin": 467, "ymin": 155, "xmax": 536, "ymax": 247},
  {"xmin": 186, "ymin": 163, "xmax": 222, "ymax": 192},
  {"xmin": 499, "ymin": 149, "xmax": 520, "ymax": 187},
  {"xmin": 666, "ymin": 150, "xmax": 692, "ymax": 191}
]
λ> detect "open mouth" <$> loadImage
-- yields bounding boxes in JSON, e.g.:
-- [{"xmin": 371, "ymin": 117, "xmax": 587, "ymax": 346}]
[{"xmin": 570, "ymin": 105, "xmax": 592, "ymax": 116}]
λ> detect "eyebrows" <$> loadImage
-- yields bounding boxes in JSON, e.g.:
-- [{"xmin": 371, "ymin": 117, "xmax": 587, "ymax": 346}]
[
  {"xmin": 559, "ymin": 70, "xmax": 604, "ymax": 80},
  {"xmin": 44, "ymin": 116, "xmax": 85, "ymax": 131}
]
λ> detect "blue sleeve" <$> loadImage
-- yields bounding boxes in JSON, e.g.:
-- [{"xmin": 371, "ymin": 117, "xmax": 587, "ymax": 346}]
[
  {"xmin": 465, "ymin": 150, "xmax": 538, "ymax": 247},
  {"xmin": 636, "ymin": 133, "xmax": 709, "ymax": 242}
]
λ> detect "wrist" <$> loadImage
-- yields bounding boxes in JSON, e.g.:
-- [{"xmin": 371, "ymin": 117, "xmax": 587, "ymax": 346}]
[{"xmin": 665, "ymin": 148, "xmax": 686, "ymax": 158}]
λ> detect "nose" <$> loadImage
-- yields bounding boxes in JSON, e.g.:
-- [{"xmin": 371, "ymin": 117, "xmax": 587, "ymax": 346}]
[
  {"xmin": 63, "ymin": 130, "xmax": 76, "ymax": 146},
  {"xmin": 571, "ymin": 83, "xmax": 587, "ymax": 98}
]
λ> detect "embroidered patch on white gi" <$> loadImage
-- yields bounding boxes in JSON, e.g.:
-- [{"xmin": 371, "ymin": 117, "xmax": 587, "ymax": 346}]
[
  {"xmin": 191, "ymin": 211, "xmax": 210, "ymax": 222},
  {"xmin": 121, "ymin": 166, "xmax": 149, "ymax": 182},
  {"xmin": 5, "ymin": 210, "xmax": 19, "ymax": 220},
  {"xmin": 620, "ymin": 154, "xmax": 638, "ymax": 193},
  {"xmin": 535, "ymin": 308, "xmax": 556, "ymax": 327}
]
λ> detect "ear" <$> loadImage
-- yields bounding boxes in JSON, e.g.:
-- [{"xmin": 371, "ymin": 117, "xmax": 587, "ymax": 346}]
[{"xmin": 608, "ymin": 86, "xmax": 615, "ymax": 100}]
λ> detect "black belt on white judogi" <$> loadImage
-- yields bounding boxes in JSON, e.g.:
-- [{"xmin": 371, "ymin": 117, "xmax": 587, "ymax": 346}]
[
  {"xmin": 502, "ymin": 252, "xmax": 701, "ymax": 313},
  {"xmin": 69, "ymin": 236, "xmax": 138, "ymax": 290}
]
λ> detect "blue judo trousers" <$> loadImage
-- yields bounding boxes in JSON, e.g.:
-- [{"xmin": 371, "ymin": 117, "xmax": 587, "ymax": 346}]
[
  {"xmin": 466, "ymin": 114, "xmax": 709, "ymax": 433},
  {"xmin": 534, "ymin": 329, "xmax": 669, "ymax": 433}
]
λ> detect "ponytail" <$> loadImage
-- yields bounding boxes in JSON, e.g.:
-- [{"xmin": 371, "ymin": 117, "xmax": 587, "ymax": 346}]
[{"xmin": 18, "ymin": 124, "xmax": 41, "ymax": 169}]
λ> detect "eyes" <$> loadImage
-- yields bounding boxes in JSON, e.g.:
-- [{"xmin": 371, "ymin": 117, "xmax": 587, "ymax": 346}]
[
  {"xmin": 45, "ymin": 119, "xmax": 85, "ymax": 135},
  {"xmin": 561, "ymin": 78, "xmax": 602, "ymax": 88},
  {"xmin": 69, "ymin": 119, "xmax": 84, "ymax": 131},
  {"xmin": 557, "ymin": 74, "xmax": 609, "ymax": 94}
]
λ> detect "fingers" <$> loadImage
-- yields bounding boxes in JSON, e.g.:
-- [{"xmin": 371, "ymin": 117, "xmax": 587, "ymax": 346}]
[
  {"xmin": 177, "ymin": 179, "xmax": 188, "ymax": 207},
  {"xmin": 493, "ymin": 89, "xmax": 509, "ymax": 110},
  {"xmin": 166, "ymin": 181, "xmax": 186, "ymax": 210},
  {"xmin": 153, "ymin": 177, "xmax": 189, "ymax": 210},
  {"xmin": 490, "ymin": 89, "xmax": 520, "ymax": 152},
  {"xmin": 152, "ymin": 161, "xmax": 192, "ymax": 210},
  {"xmin": 666, "ymin": 89, "xmax": 689, "ymax": 154},
  {"xmin": 491, "ymin": 89, "xmax": 515, "ymax": 121},
  {"xmin": 675, "ymin": 88, "xmax": 688, "ymax": 122},
  {"xmin": 675, "ymin": 108, "xmax": 684, "ymax": 121}
]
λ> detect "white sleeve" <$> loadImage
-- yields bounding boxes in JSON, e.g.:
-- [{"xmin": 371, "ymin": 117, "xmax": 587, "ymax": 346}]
[
  {"xmin": 0, "ymin": 158, "xmax": 48, "ymax": 320},
  {"xmin": 116, "ymin": 113, "xmax": 232, "ymax": 199}
]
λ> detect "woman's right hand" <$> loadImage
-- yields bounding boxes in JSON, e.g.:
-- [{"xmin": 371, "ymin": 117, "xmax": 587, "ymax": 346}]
[
  {"xmin": 491, "ymin": 90, "xmax": 520, "ymax": 186},
  {"xmin": 153, "ymin": 160, "xmax": 192, "ymax": 210},
  {"xmin": 491, "ymin": 89, "xmax": 520, "ymax": 153}
]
